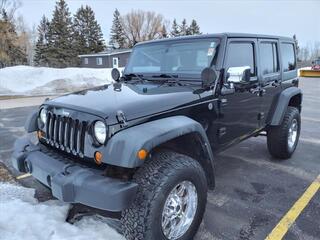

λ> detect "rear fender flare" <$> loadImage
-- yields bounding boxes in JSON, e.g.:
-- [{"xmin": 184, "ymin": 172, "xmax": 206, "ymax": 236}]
[{"xmin": 268, "ymin": 87, "xmax": 302, "ymax": 126}]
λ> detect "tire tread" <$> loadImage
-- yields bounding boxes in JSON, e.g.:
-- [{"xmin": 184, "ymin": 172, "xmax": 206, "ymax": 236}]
[
  {"xmin": 121, "ymin": 150, "xmax": 207, "ymax": 240},
  {"xmin": 267, "ymin": 106, "xmax": 300, "ymax": 159}
]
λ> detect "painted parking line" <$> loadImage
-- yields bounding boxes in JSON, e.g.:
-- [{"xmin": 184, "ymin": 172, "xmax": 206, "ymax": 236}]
[{"xmin": 265, "ymin": 174, "xmax": 320, "ymax": 240}]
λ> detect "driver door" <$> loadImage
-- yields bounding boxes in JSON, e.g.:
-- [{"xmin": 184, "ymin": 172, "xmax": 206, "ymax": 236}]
[{"xmin": 217, "ymin": 38, "xmax": 261, "ymax": 147}]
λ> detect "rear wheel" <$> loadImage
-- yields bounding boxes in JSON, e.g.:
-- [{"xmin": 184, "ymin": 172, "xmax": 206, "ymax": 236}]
[
  {"xmin": 121, "ymin": 150, "xmax": 208, "ymax": 240},
  {"xmin": 267, "ymin": 106, "xmax": 301, "ymax": 159}
]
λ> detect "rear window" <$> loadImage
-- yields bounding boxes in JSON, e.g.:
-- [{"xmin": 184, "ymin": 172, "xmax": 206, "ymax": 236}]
[
  {"xmin": 260, "ymin": 42, "xmax": 279, "ymax": 75},
  {"xmin": 281, "ymin": 43, "xmax": 296, "ymax": 72}
]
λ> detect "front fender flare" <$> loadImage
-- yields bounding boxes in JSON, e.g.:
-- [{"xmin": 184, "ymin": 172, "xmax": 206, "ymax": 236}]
[
  {"xmin": 103, "ymin": 116, "xmax": 214, "ymax": 169},
  {"xmin": 268, "ymin": 87, "xmax": 302, "ymax": 126},
  {"xmin": 24, "ymin": 110, "xmax": 38, "ymax": 133}
]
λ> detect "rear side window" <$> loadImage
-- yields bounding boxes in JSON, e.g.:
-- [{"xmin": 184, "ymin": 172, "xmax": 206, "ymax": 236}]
[
  {"xmin": 226, "ymin": 42, "xmax": 255, "ymax": 76},
  {"xmin": 260, "ymin": 42, "xmax": 279, "ymax": 75},
  {"xmin": 281, "ymin": 43, "xmax": 296, "ymax": 72}
]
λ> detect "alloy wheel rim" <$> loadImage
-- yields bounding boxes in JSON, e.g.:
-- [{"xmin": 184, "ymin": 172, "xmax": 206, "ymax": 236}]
[
  {"xmin": 288, "ymin": 118, "xmax": 298, "ymax": 149},
  {"xmin": 161, "ymin": 180, "xmax": 198, "ymax": 240}
]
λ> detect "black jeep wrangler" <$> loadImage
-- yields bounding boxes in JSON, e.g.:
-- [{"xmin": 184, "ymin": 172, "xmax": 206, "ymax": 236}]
[{"xmin": 13, "ymin": 33, "xmax": 302, "ymax": 240}]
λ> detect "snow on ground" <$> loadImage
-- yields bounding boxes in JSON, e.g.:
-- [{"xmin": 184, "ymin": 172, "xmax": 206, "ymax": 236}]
[
  {"xmin": 0, "ymin": 66, "xmax": 121, "ymax": 96},
  {"xmin": 0, "ymin": 183, "xmax": 124, "ymax": 240}
]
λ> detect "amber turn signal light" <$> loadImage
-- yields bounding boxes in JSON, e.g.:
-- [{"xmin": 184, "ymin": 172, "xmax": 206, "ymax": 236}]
[
  {"xmin": 94, "ymin": 151, "xmax": 103, "ymax": 165},
  {"xmin": 137, "ymin": 149, "xmax": 148, "ymax": 160},
  {"xmin": 37, "ymin": 130, "xmax": 45, "ymax": 139}
]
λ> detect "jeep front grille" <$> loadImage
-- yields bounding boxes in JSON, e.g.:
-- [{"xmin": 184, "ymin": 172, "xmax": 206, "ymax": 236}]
[{"xmin": 44, "ymin": 113, "xmax": 87, "ymax": 157}]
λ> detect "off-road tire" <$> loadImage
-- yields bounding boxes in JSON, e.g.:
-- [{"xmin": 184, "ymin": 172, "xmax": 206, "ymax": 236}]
[
  {"xmin": 121, "ymin": 150, "xmax": 208, "ymax": 240},
  {"xmin": 267, "ymin": 106, "xmax": 301, "ymax": 159}
]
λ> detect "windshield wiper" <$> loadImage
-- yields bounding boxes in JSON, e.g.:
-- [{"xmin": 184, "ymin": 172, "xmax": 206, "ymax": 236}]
[
  {"xmin": 152, "ymin": 73, "xmax": 178, "ymax": 79},
  {"xmin": 124, "ymin": 73, "xmax": 147, "ymax": 82},
  {"xmin": 151, "ymin": 74, "xmax": 180, "ymax": 84}
]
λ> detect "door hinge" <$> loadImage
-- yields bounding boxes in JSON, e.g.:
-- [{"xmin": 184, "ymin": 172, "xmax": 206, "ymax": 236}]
[
  {"xmin": 218, "ymin": 127, "xmax": 227, "ymax": 137},
  {"xmin": 220, "ymin": 98, "xmax": 228, "ymax": 106},
  {"xmin": 258, "ymin": 112, "xmax": 265, "ymax": 120}
]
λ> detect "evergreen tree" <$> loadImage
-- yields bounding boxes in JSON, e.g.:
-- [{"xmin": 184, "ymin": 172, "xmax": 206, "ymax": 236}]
[
  {"xmin": 180, "ymin": 19, "xmax": 188, "ymax": 36},
  {"xmin": 170, "ymin": 19, "xmax": 180, "ymax": 37},
  {"xmin": 34, "ymin": 15, "xmax": 50, "ymax": 66},
  {"xmin": 73, "ymin": 5, "xmax": 105, "ymax": 57},
  {"xmin": 109, "ymin": 9, "xmax": 126, "ymax": 48},
  {"xmin": 47, "ymin": 0, "xmax": 75, "ymax": 68},
  {"xmin": 188, "ymin": 19, "xmax": 201, "ymax": 35}
]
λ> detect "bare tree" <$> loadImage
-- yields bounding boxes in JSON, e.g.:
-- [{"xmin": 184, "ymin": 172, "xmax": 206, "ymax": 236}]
[
  {"xmin": 0, "ymin": 0, "xmax": 31, "ymax": 66},
  {"xmin": 120, "ymin": 10, "xmax": 167, "ymax": 47},
  {"xmin": 0, "ymin": 0, "xmax": 21, "ymax": 20},
  {"xmin": 311, "ymin": 41, "xmax": 320, "ymax": 60},
  {"xmin": 304, "ymin": 41, "xmax": 320, "ymax": 61},
  {"xmin": 299, "ymin": 47, "xmax": 310, "ymax": 62},
  {"xmin": 15, "ymin": 15, "xmax": 36, "ymax": 65},
  {"xmin": 298, "ymin": 41, "xmax": 320, "ymax": 65}
]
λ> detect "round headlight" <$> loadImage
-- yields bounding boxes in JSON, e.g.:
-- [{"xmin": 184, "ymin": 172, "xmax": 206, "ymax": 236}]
[
  {"xmin": 39, "ymin": 109, "xmax": 47, "ymax": 124},
  {"xmin": 94, "ymin": 121, "xmax": 107, "ymax": 144}
]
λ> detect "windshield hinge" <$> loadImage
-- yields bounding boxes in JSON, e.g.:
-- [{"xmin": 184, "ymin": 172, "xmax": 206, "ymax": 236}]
[{"xmin": 116, "ymin": 110, "xmax": 128, "ymax": 127}]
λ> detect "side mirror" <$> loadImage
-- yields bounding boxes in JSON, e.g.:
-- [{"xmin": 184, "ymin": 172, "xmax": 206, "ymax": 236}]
[
  {"xmin": 201, "ymin": 67, "xmax": 217, "ymax": 89},
  {"xmin": 312, "ymin": 61, "xmax": 315, "ymax": 65},
  {"xmin": 227, "ymin": 66, "xmax": 251, "ymax": 84},
  {"xmin": 111, "ymin": 68, "xmax": 120, "ymax": 82}
]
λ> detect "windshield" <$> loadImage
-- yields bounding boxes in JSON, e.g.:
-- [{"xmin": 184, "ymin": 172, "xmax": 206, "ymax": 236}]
[{"xmin": 125, "ymin": 38, "xmax": 220, "ymax": 79}]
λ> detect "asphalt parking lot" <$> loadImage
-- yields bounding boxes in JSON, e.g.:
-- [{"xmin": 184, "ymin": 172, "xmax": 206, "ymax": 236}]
[{"xmin": 0, "ymin": 77, "xmax": 319, "ymax": 240}]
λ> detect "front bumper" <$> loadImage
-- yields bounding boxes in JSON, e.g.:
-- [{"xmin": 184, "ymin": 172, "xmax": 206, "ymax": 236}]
[{"xmin": 12, "ymin": 136, "xmax": 138, "ymax": 211}]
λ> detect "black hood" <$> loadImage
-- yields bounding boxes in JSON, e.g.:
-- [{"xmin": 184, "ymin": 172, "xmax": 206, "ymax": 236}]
[{"xmin": 45, "ymin": 82, "xmax": 201, "ymax": 124}]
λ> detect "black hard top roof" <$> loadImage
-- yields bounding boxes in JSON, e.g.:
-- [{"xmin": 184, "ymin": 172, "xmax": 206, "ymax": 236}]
[{"xmin": 136, "ymin": 33, "xmax": 293, "ymax": 46}]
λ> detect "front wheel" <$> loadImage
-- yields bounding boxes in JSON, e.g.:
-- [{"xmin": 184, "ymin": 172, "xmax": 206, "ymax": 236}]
[
  {"xmin": 267, "ymin": 106, "xmax": 301, "ymax": 159},
  {"xmin": 121, "ymin": 150, "xmax": 208, "ymax": 240}
]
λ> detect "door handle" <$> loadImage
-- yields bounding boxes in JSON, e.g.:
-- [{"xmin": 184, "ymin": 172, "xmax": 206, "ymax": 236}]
[
  {"xmin": 250, "ymin": 87, "xmax": 260, "ymax": 95},
  {"xmin": 250, "ymin": 87, "xmax": 266, "ymax": 96},
  {"xmin": 272, "ymin": 80, "xmax": 281, "ymax": 87},
  {"xmin": 260, "ymin": 88, "xmax": 266, "ymax": 96}
]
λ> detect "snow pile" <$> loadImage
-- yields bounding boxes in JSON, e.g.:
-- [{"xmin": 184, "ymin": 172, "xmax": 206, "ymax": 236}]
[
  {"xmin": 299, "ymin": 67, "xmax": 312, "ymax": 70},
  {"xmin": 0, "ymin": 183, "xmax": 124, "ymax": 240},
  {"xmin": 0, "ymin": 66, "xmax": 122, "ymax": 96}
]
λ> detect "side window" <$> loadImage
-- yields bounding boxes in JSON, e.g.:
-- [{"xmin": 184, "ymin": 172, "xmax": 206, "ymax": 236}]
[
  {"xmin": 260, "ymin": 42, "xmax": 279, "ymax": 75},
  {"xmin": 281, "ymin": 43, "xmax": 296, "ymax": 72},
  {"xmin": 226, "ymin": 42, "xmax": 255, "ymax": 76}
]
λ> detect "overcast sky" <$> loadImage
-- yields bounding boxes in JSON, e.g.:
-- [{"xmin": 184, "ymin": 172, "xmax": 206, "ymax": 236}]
[{"xmin": 17, "ymin": 0, "xmax": 319, "ymax": 47}]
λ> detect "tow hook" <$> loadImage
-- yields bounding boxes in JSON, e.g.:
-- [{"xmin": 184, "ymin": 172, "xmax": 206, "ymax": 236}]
[{"xmin": 23, "ymin": 144, "xmax": 30, "ymax": 152}]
